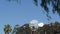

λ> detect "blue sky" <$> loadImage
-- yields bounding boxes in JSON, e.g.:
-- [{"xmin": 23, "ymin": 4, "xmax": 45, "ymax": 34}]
[{"xmin": 0, "ymin": 0, "xmax": 60, "ymax": 34}]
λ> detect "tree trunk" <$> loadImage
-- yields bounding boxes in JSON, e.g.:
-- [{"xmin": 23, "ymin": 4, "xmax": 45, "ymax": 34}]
[{"xmin": 7, "ymin": 32, "xmax": 9, "ymax": 34}]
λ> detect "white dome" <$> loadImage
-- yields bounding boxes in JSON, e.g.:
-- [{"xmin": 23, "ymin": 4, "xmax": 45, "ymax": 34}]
[
  {"xmin": 30, "ymin": 20, "xmax": 38, "ymax": 24},
  {"xmin": 29, "ymin": 20, "xmax": 39, "ymax": 28},
  {"xmin": 29, "ymin": 20, "xmax": 44, "ymax": 29}
]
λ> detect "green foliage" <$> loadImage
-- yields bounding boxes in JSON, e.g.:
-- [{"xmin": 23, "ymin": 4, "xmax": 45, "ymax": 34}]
[
  {"xmin": 34, "ymin": 0, "xmax": 38, "ymax": 6},
  {"xmin": 34, "ymin": 0, "xmax": 60, "ymax": 15},
  {"xmin": 4, "ymin": 22, "xmax": 60, "ymax": 34},
  {"xmin": 4, "ymin": 24, "xmax": 12, "ymax": 34},
  {"xmin": 12, "ymin": 24, "xmax": 20, "ymax": 34}
]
